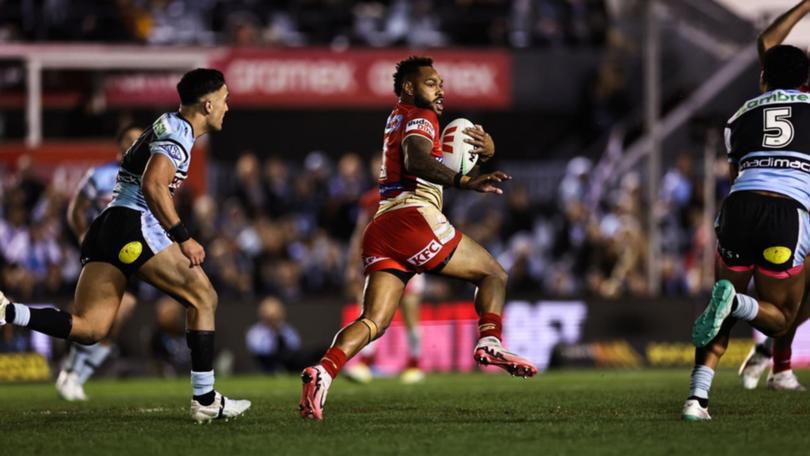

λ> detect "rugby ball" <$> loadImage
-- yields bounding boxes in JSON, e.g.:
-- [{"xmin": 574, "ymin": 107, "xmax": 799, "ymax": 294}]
[{"xmin": 441, "ymin": 118, "xmax": 479, "ymax": 175}]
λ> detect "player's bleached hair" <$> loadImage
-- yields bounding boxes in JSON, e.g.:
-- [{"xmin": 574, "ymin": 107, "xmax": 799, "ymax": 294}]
[
  {"xmin": 393, "ymin": 56, "xmax": 434, "ymax": 97},
  {"xmin": 176, "ymin": 68, "xmax": 225, "ymax": 105},
  {"xmin": 763, "ymin": 45, "xmax": 810, "ymax": 90}
]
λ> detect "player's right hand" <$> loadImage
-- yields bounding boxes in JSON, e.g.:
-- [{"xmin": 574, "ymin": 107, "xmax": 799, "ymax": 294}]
[
  {"xmin": 462, "ymin": 171, "xmax": 511, "ymax": 194},
  {"xmin": 179, "ymin": 238, "xmax": 205, "ymax": 267}
]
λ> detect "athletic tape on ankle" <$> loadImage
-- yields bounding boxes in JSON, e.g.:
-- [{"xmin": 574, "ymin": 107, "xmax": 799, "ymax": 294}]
[
  {"xmin": 732, "ymin": 293, "xmax": 758, "ymax": 321},
  {"xmin": 689, "ymin": 365, "xmax": 715, "ymax": 399},
  {"xmin": 190, "ymin": 370, "xmax": 215, "ymax": 396},
  {"xmin": 12, "ymin": 304, "xmax": 30, "ymax": 326}
]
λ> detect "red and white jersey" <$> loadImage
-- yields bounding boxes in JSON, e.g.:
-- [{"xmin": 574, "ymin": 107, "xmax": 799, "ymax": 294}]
[{"xmin": 377, "ymin": 102, "xmax": 444, "ymax": 217}]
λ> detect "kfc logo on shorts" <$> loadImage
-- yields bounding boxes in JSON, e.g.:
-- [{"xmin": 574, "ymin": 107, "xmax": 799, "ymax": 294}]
[
  {"xmin": 405, "ymin": 118, "xmax": 435, "ymax": 139},
  {"xmin": 363, "ymin": 256, "xmax": 387, "ymax": 268},
  {"xmin": 407, "ymin": 240, "xmax": 442, "ymax": 267}
]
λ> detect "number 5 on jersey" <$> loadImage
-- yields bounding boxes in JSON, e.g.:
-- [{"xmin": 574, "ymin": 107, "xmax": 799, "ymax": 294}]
[{"xmin": 763, "ymin": 107, "xmax": 794, "ymax": 148}]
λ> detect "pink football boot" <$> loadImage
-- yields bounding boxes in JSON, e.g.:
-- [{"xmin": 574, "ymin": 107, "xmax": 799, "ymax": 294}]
[{"xmin": 474, "ymin": 336, "xmax": 538, "ymax": 378}]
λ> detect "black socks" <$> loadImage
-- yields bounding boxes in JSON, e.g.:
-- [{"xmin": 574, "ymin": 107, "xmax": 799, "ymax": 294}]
[
  {"xmin": 186, "ymin": 330, "xmax": 215, "ymax": 372},
  {"xmin": 187, "ymin": 330, "xmax": 216, "ymax": 406}
]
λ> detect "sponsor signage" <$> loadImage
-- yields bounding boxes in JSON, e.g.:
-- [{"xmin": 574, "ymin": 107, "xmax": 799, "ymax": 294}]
[
  {"xmin": 342, "ymin": 300, "xmax": 587, "ymax": 373},
  {"xmin": 104, "ymin": 49, "xmax": 511, "ymax": 109},
  {"xmin": 341, "ymin": 299, "xmax": 810, "ymax": 373}
]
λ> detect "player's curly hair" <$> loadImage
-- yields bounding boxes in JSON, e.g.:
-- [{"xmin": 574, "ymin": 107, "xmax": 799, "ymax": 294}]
[
  {"xmin": 176, "ymin": 68, "xmax": 225, "ymax": 105},
  {"xmin": 763, "ymin": 45, "xmax": 810, "ymax": 90},
  {"xmin": 393, "ymin": 56, "xmax": 434, "ymax": 97}
]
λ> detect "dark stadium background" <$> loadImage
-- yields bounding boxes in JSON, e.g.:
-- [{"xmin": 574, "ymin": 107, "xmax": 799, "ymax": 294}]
[{"xmin": 0, "ymin": 0, "xmax": 807, "ymax": 380}]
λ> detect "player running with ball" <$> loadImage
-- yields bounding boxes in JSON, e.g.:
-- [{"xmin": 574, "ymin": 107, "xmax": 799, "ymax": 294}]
[{"xmin": 299, "ymin": 56, "xmax": 538, "ymax": 421}]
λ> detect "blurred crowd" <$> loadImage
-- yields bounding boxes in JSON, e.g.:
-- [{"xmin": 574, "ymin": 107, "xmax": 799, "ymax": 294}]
[
  {"xmin": 0, "ymin": 0, "xmax": 612, "ymax": 48},
  {"xmin": 0, "ymin": 144, "xmax": 726, "ymax": 305}
]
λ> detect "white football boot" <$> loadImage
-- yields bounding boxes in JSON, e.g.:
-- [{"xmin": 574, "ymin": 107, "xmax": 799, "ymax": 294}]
[
  {"xmin": 299, "ymin": 365, "xmax": 332, "ymax": 421},
  {"xmin": 55, "ymin": 370, "xmax": 88, "ymax": 401},
  {"xmin": 738, "ymin": 346, "xmax": 770, "ymax": 390},
  {"xmin": 190, "ymin": 391, "xmax": 251, "ymax": 423},
  {"xmin": 0, "ymin": 291, "xmax": 9, "ymax": 325},
  {"xmin": 343, "ymin": 362, "xmax": 373, "ymax": 384},
  {"xmin": 681, "ymin": 399, "xmax": 711, "ymax": 421},
  {"xmin": 767, "ymin": 370, "xmax": 807, "ymax": 391},
  {"xmin": 400, "ymin": 367, "xmax": 426, "ymax": 384}
]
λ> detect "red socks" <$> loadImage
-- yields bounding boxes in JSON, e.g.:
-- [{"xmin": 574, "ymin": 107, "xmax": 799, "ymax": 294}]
[
  {"xmin": 320, "ymin": 347, "xmax": 348, "ymax": 378},
  {"xmin": 360, "ymin": 353, "xmax": 376, "ymax": 366},
  {"xmin": 405, "ymin": 357, "xmax": 420, "ymax": 369},
  {"xmin": 478, "ymin": 312, "xmax": 503, "ymax": 340},
  {"xmin": 773, "ymin": 343, "xmax": 791, "ymax": 374}
]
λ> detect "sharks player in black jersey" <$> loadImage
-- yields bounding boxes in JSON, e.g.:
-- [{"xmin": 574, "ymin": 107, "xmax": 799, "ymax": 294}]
[
  {"xmin": 0, "ymin": 68, "xmax": 250, "ymax": 423},
  {"xmin": 683, "ymin": 45, "xmax": 810, "ymax": 421}
]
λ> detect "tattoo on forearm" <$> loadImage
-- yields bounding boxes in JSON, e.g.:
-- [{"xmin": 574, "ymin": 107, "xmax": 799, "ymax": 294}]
[{"xmin": 404, "ymin": 137, "xmax": 457, "ymax": 186}]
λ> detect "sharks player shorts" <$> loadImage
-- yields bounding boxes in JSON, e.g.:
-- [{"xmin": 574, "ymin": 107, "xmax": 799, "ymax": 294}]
[
  {"xmin": 80, "ymin": 207, "xmax": 172, "ymax": 277},
  {"xmin": 715, "ymin": 190, "xmax": 810, "ymax": 278},
  {"xmin": 361, "ymin": 205, "xmax": 462, "ymax": 276}
]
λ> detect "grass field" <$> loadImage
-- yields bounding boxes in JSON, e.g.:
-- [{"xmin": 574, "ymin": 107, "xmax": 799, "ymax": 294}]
[{"xmin": 2, "ymin": 369, "xmax": 809, "ymax": 455}]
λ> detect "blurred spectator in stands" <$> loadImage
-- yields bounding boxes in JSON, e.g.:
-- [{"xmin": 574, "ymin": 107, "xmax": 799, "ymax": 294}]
[
  {"xmin": 659, "ymin": 152, "xmax": 694, "ymax": 255},
  {"xmin": 444, "ymin": 0, "xmax": 509, "ymax": 46},
  {"xmin": 563, "ymin": 0, "xmax": 609, "ymax": 46},
  {"xmin": 245, "ymin": 295, "xmax": 304, "ymax": 373},
  {"xmin": 149, "ymin": 296, "xmax": 190, "ymax": 377},
  {"xmin": 257, "ymin": 258, "xmax": 302, "ymax": 302},
  {"xmin": 24, "ymin": 219, "xmax": 63, "ymax": 296},
  {"xmin": 144, "ymin": 0, "xmax": 215, "ymax": 45},
  {"xmin": 324, "ymin": 152, "xmax": 365, "ymax": 241},
  {"xmin": 13, "ymin": 155, "xmax": 45, "ymax": 210},
  {"xmin": 233, "ymin": 151, "xmax": 267, "ymax": 218},
  {"xmin": 263, "ymin": 156, "xmax": 294, "ymax": 217},
  {"xmin": 293, "ymin": 0, "xmax": 353, "ymax": 46},
  {"xmin": 559, "ymin": 156, "xmax": 591, "ymax": 208},
  {"xmin": 0, "ymin": 325, "xmax": 32, "ymax": 353},
  {"xmin": 499, "ymin": 233, "xmax": 545, "ymax": 293},
  {"xmin": 501, "ymin": 183, "xmax": 536, "ymax": 240},
  {"xmin": 223, "ymin": 10, "xmax": 262, "ymax": 46},
  {"xmin": 586, "ymin": 194, "xmax": 647, "ymax": 298},
  {"xmin": 510, "ymin": 0, "xmax": 564, "ymax": 48},
  {"xmin": 0, "ymin": 204, "xmax": 36, "ymax": 299},
  {"xmin": 578, "ymin": 56, "xmax": 630, "ymax": 146}
]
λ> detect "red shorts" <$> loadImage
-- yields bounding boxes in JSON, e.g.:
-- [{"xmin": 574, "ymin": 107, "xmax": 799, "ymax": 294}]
[{"xmin": 362, "ymin": 205, "xmax": 462, "ymax": 274}]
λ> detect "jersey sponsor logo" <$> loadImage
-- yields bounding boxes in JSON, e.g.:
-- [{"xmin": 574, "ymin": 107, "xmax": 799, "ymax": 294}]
[
  {"xmin": 407, "ymin": 239, "xmax": 442, "ymax": 267},
  {"xmin": 405, "ymin": 118, "xmax": 435, "ymax": 139},
  {"xmin": 116, "ymin": 172, "xmax": 141, "ymax": 185},
  {"xmin": 730, "ymin": 90, "xmax": 810, "ymax": 123},
  {"xmin": 763, "ymin": 246, "xmax": 792, "ymax": 265},
  {"xmin": 363, "ymin": 255, "xmax": 388, "ymax": 269},
  {"xmin": 739, "ymin": 156, "xmax": 810, "ymax": 174},
  {"xmin": 161, "ymin": 143, "xmax": 185, "ymax": 163},
  {"xmin": 385, "ymin": 114, "xmax": 403, "ymax": 134},
  {"xmin": 153, "ymin": 117, "xmax": 171, "ymax": 137},
  {"xmin": 118, "ymin": 241, "xmax": 143, "ymax": 264}
]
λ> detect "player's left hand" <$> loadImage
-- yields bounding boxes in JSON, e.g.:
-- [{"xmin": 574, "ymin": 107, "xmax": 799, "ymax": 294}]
[
  {"xmin": 462, "ymin": 171, "xmax": 511, "ymax": 194},
  {"xmin": 464, "ymin": 125, "xmax": 495, "ymax": 162}
]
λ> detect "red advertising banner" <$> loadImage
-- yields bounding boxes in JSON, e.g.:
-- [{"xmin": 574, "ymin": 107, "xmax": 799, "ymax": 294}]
[
  {"xmin": 104, "ymin": 48, "xmax": 511, "ymax": 109},
  {"xmin": 0, "ymin": 142, "xmax": 208, "ymax": 196}
]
